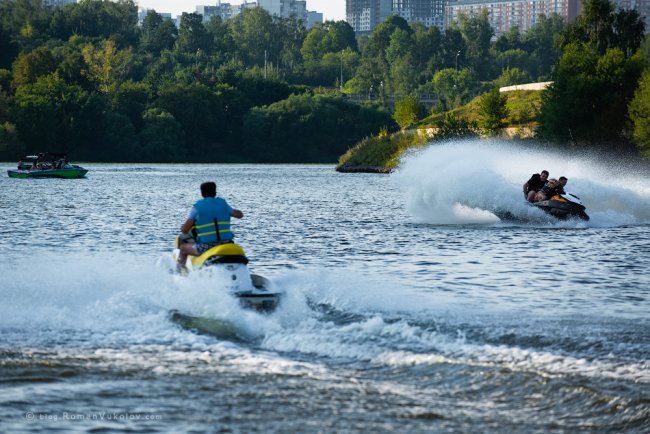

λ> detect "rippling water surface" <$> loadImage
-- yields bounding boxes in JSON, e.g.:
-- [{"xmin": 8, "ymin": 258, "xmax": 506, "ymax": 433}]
[{"xmin": 1, "ymin": 141, "xmax": 649, "ymax": 432}]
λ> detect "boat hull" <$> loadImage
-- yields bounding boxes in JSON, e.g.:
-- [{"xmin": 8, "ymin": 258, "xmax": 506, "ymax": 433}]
[{"xmin": 7, "ymin": 168, "xmax": 88, "ymax": 179}]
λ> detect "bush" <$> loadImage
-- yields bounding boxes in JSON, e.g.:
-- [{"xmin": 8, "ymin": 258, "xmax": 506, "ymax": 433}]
[{"xmin": 243, "ymin": 94, "xmax": 397, "ymax": 163}]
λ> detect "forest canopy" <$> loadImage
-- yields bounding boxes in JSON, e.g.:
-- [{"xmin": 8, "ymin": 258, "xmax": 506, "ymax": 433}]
[{"xmin": 1, "ymin": 0, "xmax": 648, "ymax": 162}]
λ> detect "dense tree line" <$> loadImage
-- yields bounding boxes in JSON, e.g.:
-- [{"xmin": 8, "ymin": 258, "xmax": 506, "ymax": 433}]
[
  {"xmin": 0, "ymin": 0, "xmax": 393, "ymax": 162},
  {"xmin": 1, "ymin": 0, "xmax": 648, "ymax": 162},
  {"xmin": 539, "ymin": 0, "xmax": 646, "ymax": 149}
]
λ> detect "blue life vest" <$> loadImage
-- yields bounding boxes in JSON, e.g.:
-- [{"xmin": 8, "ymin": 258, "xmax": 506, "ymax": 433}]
[{"xmin": 191, "ymin": 197, "xmax": 234, "ymax": 243}]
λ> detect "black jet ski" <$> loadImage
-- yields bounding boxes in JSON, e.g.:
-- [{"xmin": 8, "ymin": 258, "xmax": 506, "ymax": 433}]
[
  {"xmin": 172, "ymin": 237, "xmax": 283, "ymax": 313},
  {"xmin": 532, "ymin": 193, "xmax": 589, "ymax": 221}
]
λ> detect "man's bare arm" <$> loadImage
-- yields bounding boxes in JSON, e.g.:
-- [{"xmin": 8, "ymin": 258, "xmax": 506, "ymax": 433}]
[{"xmin": 180, "ymin": 218, "xmax": 194, "ymax": 234}]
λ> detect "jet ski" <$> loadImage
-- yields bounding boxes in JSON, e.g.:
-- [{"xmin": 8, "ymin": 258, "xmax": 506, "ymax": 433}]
[
  {"xmin": 172, "ymin": 237, "xmax": 283, "ymax": 313},
  {"xmin": 532, "ymin": 193, "xmax": 589, "ymax": 221}
]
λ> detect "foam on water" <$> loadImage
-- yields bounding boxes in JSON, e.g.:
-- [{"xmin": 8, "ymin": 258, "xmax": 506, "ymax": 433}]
[
  {"xmin": 2, "ymin": 252, "xmax": 645, "ymax": 384},
  {"xmin": 392, "ymin": 140, "xmax": 650, "ymax": 226}
]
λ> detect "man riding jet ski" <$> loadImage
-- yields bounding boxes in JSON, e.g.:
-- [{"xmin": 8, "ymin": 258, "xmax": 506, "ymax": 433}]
[
  {"xmin": 527, "ymin": 176, "xmax": 589, "ymax": 221},
  {"xmin": 173, "ymin": 182, "xmax": 282, "ymax": 312}
]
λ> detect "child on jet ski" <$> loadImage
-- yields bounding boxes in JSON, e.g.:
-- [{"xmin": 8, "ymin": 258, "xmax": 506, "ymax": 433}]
[
  {"xmin": 532, "ymin": 176, "xmax": 568, "ymax": 202},
  {"xmin": 176, "ymin": 182, "xmax": 243, "ymax": 272}
]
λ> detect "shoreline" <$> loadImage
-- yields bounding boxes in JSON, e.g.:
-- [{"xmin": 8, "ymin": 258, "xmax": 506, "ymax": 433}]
[{"xmin": 335, "ymin": 165, "xmax": 392, "ymax": 174}]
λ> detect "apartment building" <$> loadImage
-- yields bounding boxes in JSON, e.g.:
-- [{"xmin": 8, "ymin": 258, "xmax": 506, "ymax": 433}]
[
  {"xmin": 346, "ymin": 0, "xmax": 393, "ymax": 33},
  {"xmin": 347, "ymin": 0, "xmax": 445, "ymax": 33},
  {"xmin": 392, "ymin": 0, "xmax": 445, "ymax": 28},
  {"xmin": 445, "ymin": 0, "xmax": 650, "ymax": 37},
  {"xmin": 445, "ymin": 0, "xmax": 580, "ymax": 36},
  {"xmin": 195, "ymin": 0, "xmax": 322, "ymax": 28}
]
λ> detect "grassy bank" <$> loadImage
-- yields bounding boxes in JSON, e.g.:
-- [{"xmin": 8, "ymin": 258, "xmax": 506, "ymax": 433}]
[{"xmin": 337, "ymin": 90, "xmax": 542, "ymax": 173}]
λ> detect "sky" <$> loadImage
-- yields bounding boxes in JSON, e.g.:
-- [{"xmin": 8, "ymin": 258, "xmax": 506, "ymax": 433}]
[{"xmin": 137, "ymin": 0, "xmax": 346, "ymax": 21}]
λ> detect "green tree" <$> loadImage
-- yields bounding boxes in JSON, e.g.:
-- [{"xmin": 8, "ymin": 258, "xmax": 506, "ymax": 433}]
[
  {"xmin": 81, "ymin": 40, "xmax": 133, "ymax": 95},
  {"xmin": 51, "ymin": 0, "xmax": 138, "ymax": 45},
  {"xmin": 0, "ymin": 22, "xmax": 18, "ymax": 69},
  {"xmin": 137, "ymin": 108, "xmax": 185, "ymax": 162},
  {"xmin": 355, "ymin": 15, "xmax": 413, "ymax": 93},
  {"xmin": 478, "ymin": 88, "xmax": 509, "ymax": 132},
  {"xmin": 94, "ymin": 111, "xmax": 138, "ymax": 161},
  {"xmin": 523, "ymin": 14, "xmax": 565, "ymax": 80},
  {"xmin": 441, "ymin": 27, "xmax": 465, "ymax": 70},
  {"xmin": 11, "ymin": 46, "xmax": 57, "ymax": 88},
  {"xmin": 458, "ymin": 10, "xmax": 494, "ymax": 80},
  {"xmin": 629, "ymin": 69, "xmax": 650, "ymax": 157},
  {"xmin": 242, "ymin": 94, "xmax": 396, "ymax": 162},
  {"xmin": 140, "ymin": 10, "xmax": 177, "ymax": 55},
  {"xmin": 493, "ymin": 67, "xmax": 532, "ymax": 87},
  {"xmin": 155, "ymin": 82, "xmax": 223, "ymax": 159},
  {"xmin": 559, "ymin": 0, "xmax": 645, "ymax": 55},
  {"xmin": 540, "ymin": 0, "xmax": 645, "ymax": 144},
  {"xmin": 435, "ymin": 112, "xmax": 478, "ymax": 139},
  {"xmin": 229, "ymin": 7, "xmax": 278, "ymax": 67},
  {"xmin": 176, "ymin": 12, "xmax": 210, "ymax": 54},
  {"xmin": 393, "ymin": 95, "xmax": 423, "ymax": 129},
  {"xmin": 539, "ymin": 43, "xmax": 644, "ymax": 143},
  {"xmin": 205, "ymin": 15, "xmax": 233, "ymax": 55},
  {"xmin": 431, "ymin": 68, "xmax": 476, "ymax": 111},
  {"xmin": 301, "ymin": 20, "xmax": 357, "ymax": 61},
  {"xmin": 12, "ymin": 72, "xmax": 87, "ymax": 152},
  {"xmin": 412, "ymin": 23, "xmax": 441, "ymax": 82},
  {"xmin": 0, "ymin": 0, "xmax": 52, "ymax": 50},
  {"xmin": 114, "ymin": 80, "xmax": 150, "ymax": 128}
]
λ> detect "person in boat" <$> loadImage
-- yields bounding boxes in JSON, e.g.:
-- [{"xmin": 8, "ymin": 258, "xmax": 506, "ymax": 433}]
[
  {"xmin": 523, "ymin": 170, "xmax": 549, "ymax": 202},
  {"xmin": 532, "ymin": 177, "xmax": 568, "ymax": 202},
  {"xmin": 17, "ymin": 160, "xmax": 22, "ymax": 170},
  {"xmin": 176, "ymin": 181, "xmax": 243, "ymax": 272}
]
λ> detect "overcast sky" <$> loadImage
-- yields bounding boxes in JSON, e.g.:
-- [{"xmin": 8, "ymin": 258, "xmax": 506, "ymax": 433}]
[{"xmin": 137, "ymin": 0, "xmax": 346, "ymax": 21}]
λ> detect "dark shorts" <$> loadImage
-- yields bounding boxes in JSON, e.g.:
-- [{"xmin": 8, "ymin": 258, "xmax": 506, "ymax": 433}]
[{"xmin": 196, "ymin": 240, "xmax": 233, "ymax": 254}]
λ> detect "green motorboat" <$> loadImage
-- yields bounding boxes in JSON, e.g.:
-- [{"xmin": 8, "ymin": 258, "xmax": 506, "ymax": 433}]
[{"xmin": 7, "ymin": 153, "xmax": 88, "ymax": 179}]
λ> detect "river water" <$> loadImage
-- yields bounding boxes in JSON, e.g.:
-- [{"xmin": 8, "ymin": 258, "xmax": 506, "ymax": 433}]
[{"xmin": 1, "ymin": 141, "xmax": 649, "ymax": 432}]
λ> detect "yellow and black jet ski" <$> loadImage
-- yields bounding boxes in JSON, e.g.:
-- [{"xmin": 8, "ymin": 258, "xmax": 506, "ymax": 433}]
[{"xmin": 172, "ymin": 237, "xmax": 283, "ymax": 313}]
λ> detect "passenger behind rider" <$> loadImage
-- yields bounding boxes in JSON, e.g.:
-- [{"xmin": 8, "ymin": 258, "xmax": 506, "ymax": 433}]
[
  {"xmin": 176, "ymin": 181, "xmax": 243, "ymax": 272},
  {"xmin": 523, "ymin": 170, "xmax": 549, "ymax": 202},
  {"xmin": 533, "ymin": 176, "xmax": 568, "ymax": 202}
]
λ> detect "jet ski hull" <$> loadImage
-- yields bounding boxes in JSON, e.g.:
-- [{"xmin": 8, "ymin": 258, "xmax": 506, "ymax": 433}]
[
  {"xmin": 172, "ymin": 241, "xmax": 283, "ymax": 313},
  {"xmin": 533, "ymin": 199, "xmax": 589, "ymax": 221}
]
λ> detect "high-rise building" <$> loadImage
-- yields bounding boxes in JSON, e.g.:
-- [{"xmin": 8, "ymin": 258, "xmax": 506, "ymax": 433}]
[
  {"xmin": 347, "ymin": 0, "xmax": 444, "ymax": 34},
  {"xmin": 393, "ymin": 0, "xmax": 444, "ymax": 28},
  {"xmin": 196, "ymin": 2, "xmax": 241, "ymax": 22},
  {"xmin": 307, "ymin": 11, "xmax": 324, "ymax": 28},
  {"xmin": 347, "ymin": 0, "xmax": 392, "ymax": 34},
  {"xmin": 257, "ymin": 0, "xmax": 307, "ymax": 20}
]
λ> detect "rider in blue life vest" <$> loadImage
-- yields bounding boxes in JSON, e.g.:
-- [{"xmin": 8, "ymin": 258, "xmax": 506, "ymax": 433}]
[{"xmin": 177, "ymin": 181, "xmax": 243, "ymax": 271}]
